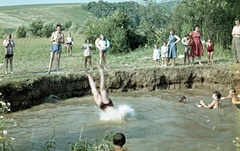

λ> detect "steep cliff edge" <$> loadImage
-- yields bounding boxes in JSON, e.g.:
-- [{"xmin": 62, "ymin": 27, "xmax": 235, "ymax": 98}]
[{"xmin": 0, "ymin": 66, "xmax": 239, "ymax": 111}]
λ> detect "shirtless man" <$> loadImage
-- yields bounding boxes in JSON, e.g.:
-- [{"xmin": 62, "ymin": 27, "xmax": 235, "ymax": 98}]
[
  {"xmin": 47, "ymin": 23, "xmax": 64, "ymax": 74},
  {"xmin": 113, "ymin": 133, "xmax": 127, "ymax": 151},
  {"xmin": 221, "ymin": 88, "xmax": 240, "ymax": 107},
  {"xmin": 198, "ymin": 91, "xmax": 222, "ymax": 109}
]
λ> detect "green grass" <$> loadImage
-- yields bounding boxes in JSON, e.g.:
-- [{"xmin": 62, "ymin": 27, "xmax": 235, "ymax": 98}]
[
  {"xmin": 0, "ymin": 33, "xmax": 237, "ymax": 83},
  {"xmin": 0, "ymin": 3, "xmax": 95, "ymax": 33}
]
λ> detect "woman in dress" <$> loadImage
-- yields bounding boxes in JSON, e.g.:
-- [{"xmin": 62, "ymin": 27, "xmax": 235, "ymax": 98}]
[
  {"xmin": 190, "ymin": 25, "xmax": 203, "ymax": 65},
  {"xmin": 167, "ymin": 29, "xmax": 180, "ymax": 66}
]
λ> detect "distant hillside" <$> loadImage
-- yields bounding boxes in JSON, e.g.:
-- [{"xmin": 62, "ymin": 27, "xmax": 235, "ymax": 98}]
[{"xmin": 0, "ymin": 3, "xmax": 96, "ymax": 33}]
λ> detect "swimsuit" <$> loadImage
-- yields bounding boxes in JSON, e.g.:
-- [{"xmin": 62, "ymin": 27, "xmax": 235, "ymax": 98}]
[
  {"xmin": 207, "ymin": 44, "xmax": 213, "ymax": 52},
  {"xmin": 100, "ymin": 99, "xmax": 113, "ymax": 110}
]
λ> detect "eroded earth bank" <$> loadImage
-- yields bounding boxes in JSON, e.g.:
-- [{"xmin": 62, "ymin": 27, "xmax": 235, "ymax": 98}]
[{"xmin": 0, "ymin": 66, "xmax": 239, "ymax": 111}]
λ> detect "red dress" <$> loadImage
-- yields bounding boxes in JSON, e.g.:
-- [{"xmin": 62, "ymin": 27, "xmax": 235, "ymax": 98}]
[{"xmin": 190, "ymin": 31, "xmax": 203, "ymax": 57}]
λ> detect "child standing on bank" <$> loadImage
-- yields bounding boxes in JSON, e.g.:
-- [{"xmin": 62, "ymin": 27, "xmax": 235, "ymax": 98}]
[
  {"xmin": 205, "ymin": 38, "xmax": 214, "ymax": 65},
  {"xmin": 82, "ymin": 38, "xmax": 93, "ymax": 70},
  {"xmin": 181, "ymin": 34, "xmax": 193, "ymax": 65},
  {"xmin": 3, "ymin": 34, "xmax": 15, "ymax": 74},
  {"xmin": 161, "ymin": 41, "xmax": 168, "ymax": 67},
  {"xmin": 66, "ymin": 33, "xmax": 74, "ymax": 56},
  {"xmin": 152, "ymin": 44, "xmax": 160, "ymax": 67}
]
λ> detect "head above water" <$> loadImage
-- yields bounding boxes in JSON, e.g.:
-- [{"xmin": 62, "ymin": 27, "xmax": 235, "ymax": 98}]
[
  {"xmin": 113, "ymin": 133, "xmax": 126, "ymax": 147},
  {"xmin": 229, "ymin": 88, "xmax": 237, "ymax": 95},
  {"xmin": 213, "ymin": 91, "xmax": 221, "ymax": 100},
  {"xmin": 178, "ymin": 96, "xmax": 186, "ymax": 103}
]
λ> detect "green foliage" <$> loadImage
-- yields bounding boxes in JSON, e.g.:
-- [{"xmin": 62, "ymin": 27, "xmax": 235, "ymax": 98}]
[
  {"xmin": 233, "ymin": 137, "xmax": 240, "ymax": 151},
  {"xmin": 70, "ymin": 130, "xmax": 114, "ymax": 151},
  {"xmin": 86, "ymin": 1, "xmax": 144, "ymax": 27},
  {"xmin": 0, "ymin": 26, "xmax": 5, "ymax": 39},
  {"xmin": 84, "ymin": 10, "xmax": 147, "ymax": 53},
  {"xmin": 16, "ymin": 25, "xmax": 27, "ymax": 38},
  {"xmin": 0, "ymin": 101, "xmax": 15, "ymax": 151},
  {"xmin": 63, "ymin": 20, "xmax": 73, "ymax": 31},
  {"xmin": 29, "ymin": 18, "xmax": 44, "ymax": 37},
  {"xmin": 42, "ymin": 22, "xmax": 55, "ymax": 38},
  {"xmin": 41, "ymin": 133, "xmax": 56, "ymax": 151},
  {"xmin": 135, "ymin": 0, "xmax": 174, "ymax": 45},
  {"xmin": 172, "ymin": 0, "xmax": 240, "ymax": 48}
]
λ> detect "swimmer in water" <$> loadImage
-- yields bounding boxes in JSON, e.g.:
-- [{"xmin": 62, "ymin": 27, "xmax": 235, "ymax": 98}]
[
  {"xmin": 86, "ymin": 65, "xmax": 116, "ymax": 112},
  {"xmin": 221, "ymin": 88, "xmax": 240, "ymax": 107},
  {"xmin": 198, "ymin": 91, "xmax": 222, "ymax": 109}
]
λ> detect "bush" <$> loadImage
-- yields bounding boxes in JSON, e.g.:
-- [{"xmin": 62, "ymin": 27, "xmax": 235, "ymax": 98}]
[
  {"xmin": 42, "ymin": 22, "xmax": 55, "ymax": 38},
  {"xmin": 16, "ymin": 25, "xmax": 27, "ymax": 38},
  {"xmin": 70, "ymin": 130, "xmax": 114, "ymax": 151},
  {"xmin": 0, "ymin": 101, "xmax": 15, "ymax": 151},
  {"xmin": 83, "ymin": 10, "xmax": 147, "ymax": 53},
  {"xmin": 63, "ymin": 20, "xmax": 72, "ymax": 30},
  {"xmin": 29, "ymin": 18, "xmax": 44, "ymax": 37}
]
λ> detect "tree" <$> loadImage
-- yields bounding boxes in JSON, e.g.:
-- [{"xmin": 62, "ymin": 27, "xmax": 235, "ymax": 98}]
[
  {"xmin": 42, "ymin": 22, "xmax": 55, "ymax": 38},
  {"xmin": 84, "ymin": 10, "xmax": 147, "ymax": 53},
  {"xmin": 28, "ymin": 18, "xmax": 44, "ymax": 37},
  {"xmin": 137, "ymin": 0, "xmax": 174, "ymax": 45},
  {"xmin": 172, "ymin": 0, "xmax": 240, "ymax": 48}
]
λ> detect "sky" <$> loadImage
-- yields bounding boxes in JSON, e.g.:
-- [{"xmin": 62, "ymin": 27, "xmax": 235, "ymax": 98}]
[{"xmin": 0, "ymin": 0, "xmax": 146, "ymax": 6}]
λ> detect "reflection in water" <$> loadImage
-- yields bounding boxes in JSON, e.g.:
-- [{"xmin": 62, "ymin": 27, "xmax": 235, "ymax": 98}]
[{"xmin": 6, "ymin": 88, "xmax": 240, "ymax": 151}]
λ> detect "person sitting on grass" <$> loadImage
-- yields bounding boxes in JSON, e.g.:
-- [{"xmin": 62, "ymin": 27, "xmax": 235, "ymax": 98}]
[
  {"xmin": 113, "ymin": 133, "xmax": 127, "ymax": 151},
  {"xmin": 221, "ymin": 88, "xmax": 240, "ymax": 108},
  {"xmin": 197, "ymin": 91, "xmax": 222, "ymax": 109}
]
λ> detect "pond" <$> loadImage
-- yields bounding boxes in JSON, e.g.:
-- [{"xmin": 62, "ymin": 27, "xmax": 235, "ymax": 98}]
[{"xmin": 6, "ymin": 88, "xmax": 240, "ymax": 151}]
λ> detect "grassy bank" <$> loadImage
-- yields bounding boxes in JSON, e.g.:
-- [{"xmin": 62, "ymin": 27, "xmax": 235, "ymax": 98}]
[{"xmin": 0, "ymin": 32, "xmax": 236, "ymax": 84}]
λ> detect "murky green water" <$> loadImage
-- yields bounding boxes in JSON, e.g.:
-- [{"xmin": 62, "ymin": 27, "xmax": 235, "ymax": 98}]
[{"xmin": 6, "ymin": 88, "xmax": 240, "ymax": 151}]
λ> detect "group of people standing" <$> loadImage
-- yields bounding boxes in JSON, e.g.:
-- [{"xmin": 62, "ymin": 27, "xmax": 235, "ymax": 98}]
[
  {"xmin": 2, "ymin": 18, "xmax": 240, "ymax": 74},
  {"xmin": 47, "ymin": 23, "xmax": 110, "ymax": 74},
  {"xmin": 153, "ymin": 25, "xmax": 215, "ymax": 67}
]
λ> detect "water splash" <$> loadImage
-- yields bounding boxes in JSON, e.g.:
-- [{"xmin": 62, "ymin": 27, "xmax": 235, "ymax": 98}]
[{"xmin": 99, "ymin": 105, "xmax": 135, "ymax": 122}]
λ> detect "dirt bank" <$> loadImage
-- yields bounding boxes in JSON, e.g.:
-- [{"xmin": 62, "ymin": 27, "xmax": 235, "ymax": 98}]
[{"xmin": 0, "ymin": 65, "xmax": 239, "ymax": 111}]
